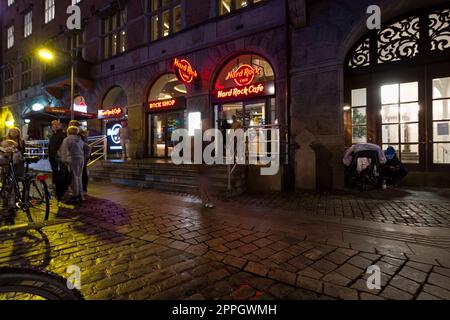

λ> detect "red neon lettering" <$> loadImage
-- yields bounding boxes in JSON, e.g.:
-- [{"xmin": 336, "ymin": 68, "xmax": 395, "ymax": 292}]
[
  {"xmin": 225, "ymin": 64, "xmax": 262, "ymax": 86},
  {"xmin": 216, "ymin": 84, "xmax": 265, "ymax": 99},
  {"xmin": 173, "ymin": 58, "xmax": 198, "ymax": 84}
]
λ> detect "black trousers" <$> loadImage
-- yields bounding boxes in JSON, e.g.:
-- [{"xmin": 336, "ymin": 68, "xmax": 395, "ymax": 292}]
[
  {"xmin": 82, "ymin": 163, "xmax": 88, "ymax": 192},
  {"xmin": 49, "ymin": 156, "xmax": 60, "ymax": 184}
]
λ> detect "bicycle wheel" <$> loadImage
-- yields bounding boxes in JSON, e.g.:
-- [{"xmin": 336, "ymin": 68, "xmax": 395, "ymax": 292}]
[
  {"xmin": 0, "ymin": 268, "xmax": 84, "ymax": 300},
  {"xmin": 24, "ymin": 177, "xmax": 51, "ymax": 223}
]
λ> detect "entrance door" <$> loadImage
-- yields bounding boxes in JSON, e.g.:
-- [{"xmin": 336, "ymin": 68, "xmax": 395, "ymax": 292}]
[
  {"xmin": 217, "ymin": 99, "xmax": 267, "ymax": 129},
  {"xmin": 150, "ymin": 111, "xmax": 184, "ymax": 158}
]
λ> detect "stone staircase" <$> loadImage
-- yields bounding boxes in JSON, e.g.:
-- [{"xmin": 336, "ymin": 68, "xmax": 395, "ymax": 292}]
[{"xmin": 88, "ymin": 160, "xmax": 247, "ymax": 196}]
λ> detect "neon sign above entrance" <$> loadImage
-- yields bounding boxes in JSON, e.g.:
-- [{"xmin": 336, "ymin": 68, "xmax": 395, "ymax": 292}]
[
  {"xmin": 173, "ymin": 58, "xmax": 198, "ymax": 84},
  {"xmin": 98, "ymin": 107, "xmax": 125, "ymax": 119},
  {"xmin": 226, "ymin": 64, "xmax": 262, "ymax": 86},
  {"xmin": 147, "ymin": 97, "xmax": 186, "ymax": 113},
  {"xmin": 212, "ymin": 81, "xmax": 275, "ymax": 103}
]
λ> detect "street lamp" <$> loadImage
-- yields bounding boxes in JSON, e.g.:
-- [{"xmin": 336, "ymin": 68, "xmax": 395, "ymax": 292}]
[{"xmin": 36, "ymin": 47, "xmax": 76, "ymax": 120}]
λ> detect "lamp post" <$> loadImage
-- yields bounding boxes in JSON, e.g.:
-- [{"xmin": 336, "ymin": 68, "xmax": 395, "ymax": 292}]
[{"xmin": 37, "ymin": 47, "xmax": 76, "ymax": 120}]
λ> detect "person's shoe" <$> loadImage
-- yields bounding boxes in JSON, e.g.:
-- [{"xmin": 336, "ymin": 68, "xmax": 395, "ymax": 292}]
[
  {"xmin": 66, "ymin": 196, "xmax": 81, "ymax": 205},
  {"xmin": 205, "ymin": 203, "xmax": 215, "ymax": 208}
]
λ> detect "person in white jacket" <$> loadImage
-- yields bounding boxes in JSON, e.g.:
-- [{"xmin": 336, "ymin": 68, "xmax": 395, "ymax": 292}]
[{"xmin": 59, "ymin": 126, "xmax": 91, "ymax": 204}]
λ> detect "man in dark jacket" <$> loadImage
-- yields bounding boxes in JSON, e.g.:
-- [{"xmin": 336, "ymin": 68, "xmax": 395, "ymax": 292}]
[{"xmin": 48, "ymin": 120, "xmax": 66, "ymax": 184}]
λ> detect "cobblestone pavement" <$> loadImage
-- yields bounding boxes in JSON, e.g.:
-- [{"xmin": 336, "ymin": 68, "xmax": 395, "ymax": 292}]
[{"xmin": 1, "ymin": 183, "xmax": 450, "ymax": 300}]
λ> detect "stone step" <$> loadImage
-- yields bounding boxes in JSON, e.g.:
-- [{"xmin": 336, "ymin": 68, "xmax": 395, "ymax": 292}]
[{"xmin": 88, "ymin": 160, "xmax": 247, "ymax": 195}]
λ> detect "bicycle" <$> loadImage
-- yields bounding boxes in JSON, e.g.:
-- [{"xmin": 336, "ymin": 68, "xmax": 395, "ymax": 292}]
[
  {"xmin": 0, "ymin": 267, "xmax": 84, "ymax": 300},
  {"xmin": 0, "ymin": 149, "xmax": 51, "ymax": 224}
]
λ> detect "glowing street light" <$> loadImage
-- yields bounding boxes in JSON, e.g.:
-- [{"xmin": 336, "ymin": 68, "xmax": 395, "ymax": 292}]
[
  {"xmin": 36, "ymin": 46, "xmax": 76, "ymax": 120},
  {"xmin": 37, "ymin": 48, "xmax": 55, "ymax": 62}
]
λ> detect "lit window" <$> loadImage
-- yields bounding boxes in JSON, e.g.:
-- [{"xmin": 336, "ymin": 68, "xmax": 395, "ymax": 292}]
[
  {"xmin": 7, "ymin": 26, "xmax": 14, "ymax": 49},
  {"xmin": 24, "ymin": 11, "xmax": 33, "ymax": 38},
  {"xmin": 45, "ymin": 0, "xmax": 55, "ymax": 24},
  {"xmin": 149, "ymin": 0, "xmax": 182, "ymax": 41},
  {"xmin": 218, "ymin": 0, "xmax": 262, "ymax": 16},
  {"xmin": 102, "ymin": 9, "xmax": 127, "ymax": 59}
]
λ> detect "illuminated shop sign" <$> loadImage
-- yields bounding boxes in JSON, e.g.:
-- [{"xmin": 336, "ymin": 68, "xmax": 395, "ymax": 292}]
[
  {"xmin": 106, "ymin": 122, "xmax": 123, "ymax": 152},
  {"xmin": 147, "ymin": 97, "xmax": 186, "ymax": 113},
  {"xmin": 98, "ymin": 107, "xmax": 125, "ymax": 119},
  {"xmin": 73, "ymin": 95, "xmax": 88, "ymax": 113},
  {"xmin": 226, "ymin": 64, "xmax": 262, "ymax": 86},
  {"xmin": 173, "ymin": 58, "xmax": 198, "ymax": 84},
  {"xmin": 212, "ymin": 82, "xmax": 275, "ymax": 103}
]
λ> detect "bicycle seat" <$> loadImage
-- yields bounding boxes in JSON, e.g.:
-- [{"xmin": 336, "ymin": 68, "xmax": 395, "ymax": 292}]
[{"xmin": 24, "ymin": 156, "xmax": 41, "ymax": 164}]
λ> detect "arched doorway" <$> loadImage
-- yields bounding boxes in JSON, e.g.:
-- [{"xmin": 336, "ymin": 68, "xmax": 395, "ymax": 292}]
[
  {"xmin": 146, "ymin": 74, "xmax": 187, "ymax": 158},
  {"xmin": 100, "ymin": 86, "xmax": 128, "ymax": 157},
  {"xmin": 344, "ymin": 4, "xmax": 450, "ymax": 185},
  {"xmin": 212, "ymin": 53, "xmax": 276, "ymax": 130}
]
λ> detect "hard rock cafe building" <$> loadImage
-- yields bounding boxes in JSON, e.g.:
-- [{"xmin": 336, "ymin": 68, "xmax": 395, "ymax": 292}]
[{"xmin": 3, "ymin": 0, "xmax": 450, "ymax": 192}]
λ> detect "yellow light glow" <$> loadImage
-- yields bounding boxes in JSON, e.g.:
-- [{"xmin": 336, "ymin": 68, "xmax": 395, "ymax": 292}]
[
  {"xmin": 37, "ymin": 48, "xmax": 55, "ymax": 62},
  {"xmin": 5, "ymin": 120, "xmax": 15, "ymax": 128}
]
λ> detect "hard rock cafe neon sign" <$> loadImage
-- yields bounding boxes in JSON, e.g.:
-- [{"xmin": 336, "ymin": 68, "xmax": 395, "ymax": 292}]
[
  {"xmin": 215, "ymin": 83, "xmax": 265, "ymax": 100},
  {"xmin": 173, "ymin": 58, "xmax": 198, "ymax": 84},
  {"xmin": 98, "ymin": 107, "xmax": 124, "ymax": 119},
  {"xmin": 226, "ymin": 64, "xmax": 262, "ymax": 86}
]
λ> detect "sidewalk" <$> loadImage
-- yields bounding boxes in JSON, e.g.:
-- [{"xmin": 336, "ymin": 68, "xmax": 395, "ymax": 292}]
[{"xmin": 1, "ymin": 183, "xmax": 450, "ymax": 300}]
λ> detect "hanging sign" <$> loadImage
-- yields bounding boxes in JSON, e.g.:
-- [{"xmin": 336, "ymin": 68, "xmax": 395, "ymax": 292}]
[
  {"xmin": 226, "ymin": 64, "xmax": 262, "ymax": 86},
  {"xmin": 73, "ymin": 95, "xmax": 88, "ymax": 113},
  {"xmin": 173, "ymin": 58, "xmax": 198, "ymax": 84},
  {"xmin": 98, "ymin": 107, "xmax": 125, "ymax": 119}
]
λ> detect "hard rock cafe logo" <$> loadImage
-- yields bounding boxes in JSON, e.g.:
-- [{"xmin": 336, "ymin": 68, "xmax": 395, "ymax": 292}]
[
  {"xmin": 226, "ymin": 64, "xmax": 262, "ymax": 86},
  {"xmin": 173, "ymin": 58, "xmax": 198, "ymax": 84},
  {"xmin": 98, "ymin": 107, "xmax": 124, "ymax": 118}
]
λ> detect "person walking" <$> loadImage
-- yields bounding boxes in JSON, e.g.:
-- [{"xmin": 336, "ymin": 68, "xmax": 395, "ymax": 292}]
[
  {"xmin": 59, "ymin": 126, "xmax": 91, "ymax": 204},
  {"xmin": 118, "ymin": 121, "xmax": 131, "ymax": 161},
  {"xmin": 48, "ymin": 120, "xmax": 66, "ymax": 185}
]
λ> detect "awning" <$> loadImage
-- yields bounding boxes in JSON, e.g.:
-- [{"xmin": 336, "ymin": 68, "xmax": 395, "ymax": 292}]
[{"xmin": 23, "ymin": 108, "xmax": 98, "ymax": 122}]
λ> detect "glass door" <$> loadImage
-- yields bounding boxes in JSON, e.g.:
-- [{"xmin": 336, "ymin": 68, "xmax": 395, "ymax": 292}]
[
  {"xmin": 431, "ymin": 77, "xmax": 450, "ymax": 165},
  {"xmin": 380, "ymin": 81, "xmax": 422, "ymax": 165},
  {"xmin": 150, "ymin": 111, "xmax": 185, "ymax": 158}
]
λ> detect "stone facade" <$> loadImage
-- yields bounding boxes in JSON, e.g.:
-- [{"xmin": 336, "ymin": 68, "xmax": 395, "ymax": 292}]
[{"xmin": 1, "ymin": 0, "xmax": 449, "ymax": 191}]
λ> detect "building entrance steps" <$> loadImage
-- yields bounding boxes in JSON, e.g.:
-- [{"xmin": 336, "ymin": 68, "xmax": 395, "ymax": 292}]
[{"xmin": 88, "ymin": 159, "xmax": 247, "ymax": 196}]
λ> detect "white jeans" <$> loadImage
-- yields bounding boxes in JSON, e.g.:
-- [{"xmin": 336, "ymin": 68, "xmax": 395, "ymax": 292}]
[{"xmin": 121, "ymin": 139, "xmax": 131, "ymax": 159}]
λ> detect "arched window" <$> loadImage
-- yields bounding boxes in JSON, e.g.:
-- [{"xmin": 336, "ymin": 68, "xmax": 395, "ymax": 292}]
[
  {"xmin": 148, "ymin": 73, "xmax": 186, "ymax": 101},
  {"xmin": 212, "ymin": 54, "xmax": 276, "ymax": 128},
  {"xmin": 345, "ymin": 4, "xmax": 450, "ymax": 170},
  {"xmin": 102, "ymin": 86, "xmax": 128, "ymax": 109},
  {"xmin": 147, "ymin": 74, "xmax": 187, "ymax": 158}
]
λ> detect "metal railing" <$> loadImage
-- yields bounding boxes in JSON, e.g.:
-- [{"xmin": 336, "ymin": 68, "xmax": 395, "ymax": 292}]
[
  {"xmin": 25, "ymin": 135, "xmax": 107, "ymax": 168},
  {"xmin": 87, "ymin": 135, "xmax": 107, "ymax": 167},
  {"xmin": 224, "ymin": 124, "xmax": 283, "ymax": 194},
  {"xmin": 25, "ymin": 140, "xmax": 49, "ymax": 158}
]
